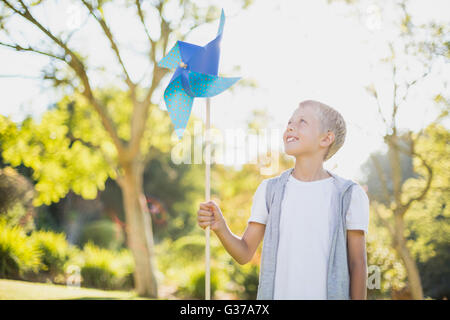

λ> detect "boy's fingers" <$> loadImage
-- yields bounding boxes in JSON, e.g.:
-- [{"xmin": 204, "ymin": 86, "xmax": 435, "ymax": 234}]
[
  {"xmin": 208, "ymin": 200, "xmax": 221, "ymax": 208},
  {"xmin": 198, "ymin": 221, "xmax": 211, "ymax": 229},
  {"xmin": 198, "ymin": 209, "xmax": 213, "ymax": 216},
  {"xmin": 199, "ymin": 203, "xmax": 213, "ymax": 210},
  {"xmin": 200, "ymin": 205, "xmax": 218, "ymax": 215},
  {"xmin": 198, "ymin": 216, "xmax": 213, "ymax": 222},
  {"xmin": 202, "ymin": 200, "xmax": 216, "ymax": 207}
]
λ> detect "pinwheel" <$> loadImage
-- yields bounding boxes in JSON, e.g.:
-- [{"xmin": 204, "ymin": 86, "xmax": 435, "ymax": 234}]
[
  {"xmin": 157, "ymin": 9, "xmax": 241, "ymax": 300},
  {"xmin": 157, "ymin": 9, "xmax": 241, "ymax": 139}
]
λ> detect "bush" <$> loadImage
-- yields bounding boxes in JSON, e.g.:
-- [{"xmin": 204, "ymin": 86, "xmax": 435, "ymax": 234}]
[
  {"xmin": 230, "ymin": 262, "xmax": 260, "ymax": 299},
  {"xmin": 0, "ymin": 222, "xmax": 135, "ymax": 291},
  {"xmin": 0, "ymin": 220, "xmax": 41, "ymax": 279},
  {"xmin": 1, "ymin": 202, "xmax": 35, "ymax": 233},
  {"xmin": 79, "ymin": 242, "xmax": 134, "ymax": 290},
  {"xmin": 0, "ymin": 166, "xmax": 35, "ymax": 221},
  {"xmin": 30, "ymin": 230, "xmax": 74, "ymax": 282},
  {"xmin": 79, "ymin": 219, "xmax": 124, "ymax": 251},
  {"xmin": 155, "ymin": 235, "xmax": 235, "ymax": 299},
  {"xmin": 178, "ymin": 267, "xmax": 219, "ymax": 299}
]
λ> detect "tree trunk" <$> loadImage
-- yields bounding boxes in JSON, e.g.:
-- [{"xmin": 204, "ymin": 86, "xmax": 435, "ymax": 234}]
[
  {"xmin": 121, "ymin": 160, "xmax": 158, "ymax": 298},
  {"xmin": 387, "ymin": 136, "xmax": 424, "ymax": 300},
  {"xmin": 397, "ymin": 244, "xmax": 424, "ymax": 299},
  {"xmin": 393, "ymin": 214, "xmax": 424, "ymax": 300}
]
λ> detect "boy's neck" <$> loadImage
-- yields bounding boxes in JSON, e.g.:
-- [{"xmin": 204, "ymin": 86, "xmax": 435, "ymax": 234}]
[{"xmin": 292, "ymin": 156, "xmax": 331, "ymax": 182}]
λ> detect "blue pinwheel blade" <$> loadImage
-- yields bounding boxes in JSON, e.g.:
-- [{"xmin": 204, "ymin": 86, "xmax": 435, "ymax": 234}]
[
  {"xmin": 158, "ymin": 41, "xmax": 203, "ymax": 70},
  {"xmin": 186, "ymin": 9, "xmax": 226, "ymax": 76},
  {"xmin": 217, "ymin": 9, "xmax": 225, "ymax": 36},
  {"xmin": 163, "ymin": 75, "xmax": 194, "ymax": 139},
  {"xmin": 178, "ymin": 41, "xmax": 204, "ymax": 63},
  {"xmin": 157, "ymin": 42, "xmax": 182, "ymax": 70},
  {"xmin": 187, "ymin": 70, "xmax": 240, "ymax": 98}
]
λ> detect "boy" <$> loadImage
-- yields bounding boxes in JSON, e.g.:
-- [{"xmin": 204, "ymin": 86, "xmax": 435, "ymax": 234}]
[{"xmin": 197, "ymin": 100, "xmax": 369, "ymax": 300}]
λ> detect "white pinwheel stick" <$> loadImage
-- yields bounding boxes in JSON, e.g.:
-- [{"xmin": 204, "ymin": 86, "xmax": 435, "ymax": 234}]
[{"xmin": 205, "ymin": 97, "xmax": 211, "ymax": 300}]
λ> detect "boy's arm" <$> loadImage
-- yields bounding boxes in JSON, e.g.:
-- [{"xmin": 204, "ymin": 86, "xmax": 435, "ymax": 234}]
[
  {"xmin": 216, "ymin": 222, "xmax": 265, "ymax": 265},
  {"xmin": 347, "ymin": 229, "xmax": 368, "ymax": 300},
  {"xmin": 198, "ymin": 201, "xmax": 265, "ymax": 265}
]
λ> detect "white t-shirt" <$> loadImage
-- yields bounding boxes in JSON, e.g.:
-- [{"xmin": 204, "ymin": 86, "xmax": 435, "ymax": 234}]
[{"xmin": 248, "ymin": 173, "xmax": 370, "ymax": 300}]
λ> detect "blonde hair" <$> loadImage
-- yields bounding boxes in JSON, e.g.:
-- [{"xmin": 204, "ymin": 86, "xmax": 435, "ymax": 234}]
[{"xmin": 299, "ymin": 100, "xmax": 347, "ymax": 161}]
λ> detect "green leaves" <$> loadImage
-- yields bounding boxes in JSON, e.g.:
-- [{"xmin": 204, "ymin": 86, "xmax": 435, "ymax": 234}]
[
  {"xmin": 0, "ymin": 83, "xmax": 184, "ymax": 207},
  {"xmin": 0, "ymin": 92, "xmax": 114, "ymax": 205}
]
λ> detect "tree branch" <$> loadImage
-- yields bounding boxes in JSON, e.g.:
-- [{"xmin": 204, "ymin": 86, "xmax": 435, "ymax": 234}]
[
  {"xmin": 390, "ymin": 43, "xmax": 399, "ymax": 134},
  {"xmin": 1, "ymin": 0, "xmax": 126, "ymax": 157},
  {"xmin": 400, "ymin": 150, "xmax": 433, "ymax": 216},
  {"xmin": 128, "ymin": 2, "xmax": 171, "ymax": 159},
  {"xmin": 0, "ymin": 41, "xmax": 66, "ymax": 61},
  {"xmin": 80, "ymin": 0, "xmax": 136, "ymax": 98},
  {"xmin": 135, "ymin": 0, "xmax": 154, "ymax": 50},
  {"xmin": 385, "ymin": 134, "xmax": 434, "ymax": 216},
  {"xmin": 397, "ymin": 65, "xmax": 432, "ymax": 109},
  {"xmin": 366, "ymin": 83, "xmax": 388, "ymax": 127}
]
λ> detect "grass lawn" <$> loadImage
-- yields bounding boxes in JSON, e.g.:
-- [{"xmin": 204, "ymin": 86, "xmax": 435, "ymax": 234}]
[{"xmin": 0, "ymin": 279, "xmax": 151, "ymax": 300}]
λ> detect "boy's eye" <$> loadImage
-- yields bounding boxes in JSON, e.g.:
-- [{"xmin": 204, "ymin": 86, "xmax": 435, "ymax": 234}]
[{"xmin": 287, "ymin": 119, "xmax": 305, "ymax": 126}]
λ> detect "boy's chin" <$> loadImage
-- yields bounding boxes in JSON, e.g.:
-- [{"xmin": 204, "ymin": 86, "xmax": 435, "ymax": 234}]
[{"xmin": 284, "ymin": 146, "xmax": 302, "ymax": 157}]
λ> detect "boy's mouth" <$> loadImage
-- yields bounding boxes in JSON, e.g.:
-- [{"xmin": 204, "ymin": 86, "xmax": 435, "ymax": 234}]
[{"xmin": 286, "ymin": 135, "xmax": 299, "ymax": 143}]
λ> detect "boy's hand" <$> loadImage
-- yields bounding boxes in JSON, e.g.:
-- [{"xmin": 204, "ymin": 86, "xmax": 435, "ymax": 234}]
[{"xmin": 197, "ymin": 200, "xmax": 226, "ymax": 233}]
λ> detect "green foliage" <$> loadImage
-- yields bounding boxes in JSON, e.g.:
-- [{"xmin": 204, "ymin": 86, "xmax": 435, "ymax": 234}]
[
  {"xmin": 403, "ymin": 124, "xmax": 450, "ymax": 299},
  {"xmin": 229, "ymin": 262, "xmax": 260, "ymax": 300},
  {"xmin": 0, "ymin": 84, "xmax": 179, "ymax": 208},
  {"xmin": 1, "ymin": 202, "xmax": 35, "ymax": 233},
  {"xmin": 143, "ymin": 154, "xmax": 205, "ymax": 243},
  {"xmin": 142, "ymin": 114, "xmax": 216, "ymax": 243},
  {"xmin": 418, "ymin": 241, "xmax": 450, "ymax": 299},
  {"xmin": 0, "ymin": 109, "xmax": 115, "ymax": 206},
  {"xmin": 366, "ymin": 216, "xmax": 407, "ymax": 298},
  {"xmin": 156, "ymin": 234, "xmax": 226, "ymax": 272},
  {"xmin": 30, "ymin": 230, "xmax": 74, "ymax": 280},
  {"xmin": 171, "ymin": 234, "xmax": 206, "ymax": 260},
  {"xmin": 79, "ymin": 219, "xmax": 124, "ymax": 251},
  {"xmin": 0, "ymin": 166, "xmax": 36, "ymax": 232},
  {"xmin": 0, "ymin": 220, "xmax": 41, "ymax": 279},
  {"xmin": 155, "ymin": 234, "xmax": 230, "ymax": 298},
  {"xmin": 0, "ymin": 222, "xmax": 134, "ymax": 291},
  {"xmin": 0, "ymin": 166, "xmax": 35, "ymax": 212},
  {"xmin": 79, "ymin": 242, "xmax": 134, "ymax": 290},
  {"xmin": 178, "ymin": 267, "xmax": 219, "ymax": 299},
  {"xmin": 365, "ymin": 124, "xmax": 450, "ymax": 299}
]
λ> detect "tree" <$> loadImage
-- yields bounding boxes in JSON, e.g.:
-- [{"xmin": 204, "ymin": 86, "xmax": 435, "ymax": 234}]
[
  {"xmin": 404, "ymin": 123, "xmax": 450, "ymax": 299},
  {"xmin": 0, "ymin": 0, "xmax": 252, "ymax": 297},
  {"xmin": 333, "ymin": 0, "xmax": 449, "ymax": 299},
  {"xmin": 363, "ymin": 123, "xmax": 449, "ymax": 299}
]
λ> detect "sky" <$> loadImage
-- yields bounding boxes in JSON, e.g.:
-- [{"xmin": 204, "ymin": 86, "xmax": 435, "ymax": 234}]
[{"xmin": 0, "ymin": 0, "xmax": 449, "ymax": 182}]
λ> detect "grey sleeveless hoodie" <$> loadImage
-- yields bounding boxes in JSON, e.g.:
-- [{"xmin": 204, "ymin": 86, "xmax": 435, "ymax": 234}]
[{"xmin": 256, "ymin": 167, "xmax": 357, "ymax": 300}]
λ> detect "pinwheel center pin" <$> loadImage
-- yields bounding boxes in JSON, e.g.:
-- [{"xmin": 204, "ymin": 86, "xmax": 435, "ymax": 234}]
[{"xmin": 179, "ymin": 61, "xmax": 187, "ymax": 69}]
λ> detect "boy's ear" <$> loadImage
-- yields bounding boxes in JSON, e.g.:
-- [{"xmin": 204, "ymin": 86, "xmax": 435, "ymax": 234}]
[{"xmin": 320, "ymin": 130, "xmax": 335, "ymax": 147}]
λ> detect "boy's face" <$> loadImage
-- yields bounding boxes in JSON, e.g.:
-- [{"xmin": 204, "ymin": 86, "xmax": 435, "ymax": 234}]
[{"xmin": 283, "ymin": 104, "xmax": 334, "ymax": 158}]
